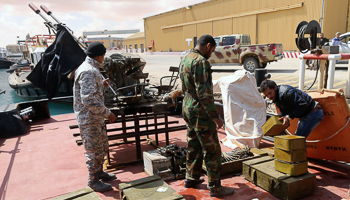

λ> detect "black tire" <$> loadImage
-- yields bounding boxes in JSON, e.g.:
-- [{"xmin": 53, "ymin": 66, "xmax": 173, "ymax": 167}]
[{"xmin": 243, "ymin": 57, "xmax": 259, "ymax": 72}]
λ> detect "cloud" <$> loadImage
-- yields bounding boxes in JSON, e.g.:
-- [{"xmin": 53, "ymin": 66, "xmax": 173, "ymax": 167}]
[{"xmin": 0, "ymin": 0, "xmax": 206, "ymax": 47}]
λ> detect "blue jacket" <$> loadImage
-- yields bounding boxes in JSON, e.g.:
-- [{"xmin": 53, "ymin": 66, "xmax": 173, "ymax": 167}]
[{"xmin": 274, "ymin": 85, "xmax": 315, "ymax": 119}]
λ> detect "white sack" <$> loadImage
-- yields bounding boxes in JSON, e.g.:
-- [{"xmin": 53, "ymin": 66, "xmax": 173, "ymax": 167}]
[{"xmin": 213, "ymin": 70, "xmax": 266, "ymax": 149}]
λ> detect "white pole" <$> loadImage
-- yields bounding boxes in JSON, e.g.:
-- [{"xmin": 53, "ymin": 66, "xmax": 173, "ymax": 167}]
[
  {"xmin": 318, "ymin": 60, "xmax": 325, "ymax": 89},
  {"xmin": 299, "ymin": 58, "xmax": 306, "ymax": 90},
  {"xmin": 320, "ymin": 0, "xmax": 325, "ymax": 30},
  {"xmin": 327, "ymin": 59, "xmax": 336, "ymax": 89},
  {"xmin": 346, "ymin": 59, "xmax": 350, "ymax": 98}
]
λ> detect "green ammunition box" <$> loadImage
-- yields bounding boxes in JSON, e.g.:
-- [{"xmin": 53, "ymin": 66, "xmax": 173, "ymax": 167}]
[
  {"xmin": 274, "ymin": 148, "xmax": 307, "ymax": 163},
  {"xmin": 250, "ymin": 148, "xmax": 269, "ymax": 156},
  {"xmin": 243, "ymin": 158, "xmax": 316, "ymax": 200},
  {"xmin": 275, "ymin": 159, "xmax": 308, "ymax": 176},
  {"xmin": 260, "ymin": 147, "xmax": 275, "ymax": 157},
  {"xmin": 262, "ymin": 115, "xmax": 289, "ymax": 136},
  {"xmin": 119, "ymin": 175, "xmax": 185, "ymax": 200},
  {"xmin": 274, "ymin": 135, "xmax": 306, "ymax": 151},
  {"xmin": 202, "ymin": 148, "xmax": 267, "ymax": 175}
]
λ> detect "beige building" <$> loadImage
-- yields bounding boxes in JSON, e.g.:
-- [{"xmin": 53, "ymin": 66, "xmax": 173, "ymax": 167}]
[
  {"xmin": 123, "ymin": 32, "xmax": 146, "ymax": 53},
  {"xmin": 86, "ymin": 37, "xmax": 124, "ymax": 49},
  {"xmin": 144, "ymin": 0, "xmax": 349, "ymax": 52}
]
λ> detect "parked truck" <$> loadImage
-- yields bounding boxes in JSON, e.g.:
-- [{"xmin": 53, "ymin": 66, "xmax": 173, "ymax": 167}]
[{"xmin": 209, "ymin": 34, "xmax": 283, "ymax": 72}]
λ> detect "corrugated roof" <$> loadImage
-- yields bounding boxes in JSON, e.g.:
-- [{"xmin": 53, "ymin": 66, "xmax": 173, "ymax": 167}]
[{"xmin": 124, "ymin": 32, "xmax": 145, "ymax": 40}]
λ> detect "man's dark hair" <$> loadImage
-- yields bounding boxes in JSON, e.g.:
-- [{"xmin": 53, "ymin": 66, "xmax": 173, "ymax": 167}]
[
  {"xmin": 260, "ymin": 80, "xmax": 277, "ymax": 92},
  {"xmin": 197, "ymin": 34, "xmax": 216, "ymax": 47}
]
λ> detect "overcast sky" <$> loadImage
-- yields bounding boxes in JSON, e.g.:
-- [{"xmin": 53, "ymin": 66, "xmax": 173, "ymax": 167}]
[{"xmin": 0, "ymin": 0, "xmax": 206, "ymax": 47}]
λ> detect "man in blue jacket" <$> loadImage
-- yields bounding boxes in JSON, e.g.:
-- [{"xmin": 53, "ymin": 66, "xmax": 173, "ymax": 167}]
[{"xmin": 260, "ymin": 80, "xmax": 323, "ymax": 138}]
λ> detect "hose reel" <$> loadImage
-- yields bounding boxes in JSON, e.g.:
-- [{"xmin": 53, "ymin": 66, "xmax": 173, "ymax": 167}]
[{"xmin": 295, "ymin": 20, "xmax": 321, "ymax": 53}]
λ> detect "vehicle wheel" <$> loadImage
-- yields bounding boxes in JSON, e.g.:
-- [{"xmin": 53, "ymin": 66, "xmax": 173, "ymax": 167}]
[
  {"xmin": 243, "ymin": 57, "xmax": 259, "ymax": 72},
  {"xmin": 261, "ymin": 63, "xmax": 267, "ymax": 68}
]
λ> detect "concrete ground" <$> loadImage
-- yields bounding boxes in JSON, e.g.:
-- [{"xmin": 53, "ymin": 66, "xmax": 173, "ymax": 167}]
[{"xmin": 126, "ymin": 53, "xmax": 349, "ymax": 84}]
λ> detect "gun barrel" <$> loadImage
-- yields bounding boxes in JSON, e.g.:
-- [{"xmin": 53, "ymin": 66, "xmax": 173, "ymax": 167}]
[
  {"xmin": 29, "ymin": 3, "xmax": 56, "ymax": 31},
  {"xmin": 40, "ymin": 5, "xmax": 52, "ymax": 15},
  {"xmin": 29, "ymin": 3, "xmax": 40, "ymax": 14},
  {"xmin": 40, "ymin": 5, "xmax": 62, "ymax": 24}
]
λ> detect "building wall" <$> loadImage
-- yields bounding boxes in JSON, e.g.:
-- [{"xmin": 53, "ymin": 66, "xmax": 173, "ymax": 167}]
[
  {"xmin": 87, "ymin": 38, "xmax": 123, "ymax": 49},
  {"xmin": 144, "ymin": 0, "xmax": 349, "ymax": 51},
  {"xmin": 123, "ymin": 37, "xmax": 146, "ymax": 53}
]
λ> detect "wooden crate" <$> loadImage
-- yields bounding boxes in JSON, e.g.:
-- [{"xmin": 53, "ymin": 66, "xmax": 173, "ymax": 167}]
[
  {"xmin": 243, "ymin": 157, "xmax": 316, "ymax": 200},
  {"xmin": 202, "ymin": 148, "xmax": 267, "ymax": 175},
  {"xmin": 119, "ymin": 175, "xmax": 185, "ymax": 200}
]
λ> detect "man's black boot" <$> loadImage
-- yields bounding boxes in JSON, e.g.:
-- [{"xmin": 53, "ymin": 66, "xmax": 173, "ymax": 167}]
[
  {"xmin": 184, "ymin": 177, "xmax": 205, "ymax": 188},
  {"xmin": 99, "ymin": 171, "xmax": 117, "ymax": 181},
  {"xmin": 209, "ymin": 183, "xmax": 234, "ymax": 197},
  {"xmin": 88, "ymin": 174, "xmax": 113, "ymax": 192}
]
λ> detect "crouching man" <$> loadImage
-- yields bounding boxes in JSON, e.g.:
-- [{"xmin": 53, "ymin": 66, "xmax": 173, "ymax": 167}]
[{"xmin": 260, "ymin": 80, "xmax": 323, "ymax": 138}]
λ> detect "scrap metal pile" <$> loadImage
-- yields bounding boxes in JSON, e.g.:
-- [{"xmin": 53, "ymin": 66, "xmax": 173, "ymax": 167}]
[
  {"xmin": 157, "ymin": 144, "xmax": 187, "ymax": 159},
  {"xmin": 102, "ymin": 53, "xmax": 149, "ymax": 106},
  {"xmin": 157, "ymin": 144, "xmax": 187, "ymax": 179},
  {"xmin": 221, "ymin": 145, "xmax": 254, "ymax": 163}
]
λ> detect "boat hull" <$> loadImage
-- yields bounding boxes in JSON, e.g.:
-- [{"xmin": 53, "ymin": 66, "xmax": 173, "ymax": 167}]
[
  {"xmin": 286, "ymin": 89, "xmax": 350, "ymax": 162},
  {"xmin": 8, "ymin": 70, "xmax": 73, "ymax": 100},
  {"xmin": 0, "ymin": 58, "xmax": 14, "ymax": 69}
]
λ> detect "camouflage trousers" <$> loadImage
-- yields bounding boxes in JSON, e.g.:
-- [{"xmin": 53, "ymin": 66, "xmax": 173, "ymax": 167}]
[
  {"xmin": 183, "ymin": 114, "xmax": 222, "ymax": 187},
  {"xmin": 79, "ymin": 123, "xmax": 109, "ymax": 181}
]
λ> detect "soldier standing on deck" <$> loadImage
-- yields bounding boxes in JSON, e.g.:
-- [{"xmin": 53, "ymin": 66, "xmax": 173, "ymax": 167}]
[
  {"xmin": 179, "ymin": 35, "xmax": 235, "ymax": 197},
  {"xmin": 74, "ymin": 41, "xmax": 117, "ymax": 192}
]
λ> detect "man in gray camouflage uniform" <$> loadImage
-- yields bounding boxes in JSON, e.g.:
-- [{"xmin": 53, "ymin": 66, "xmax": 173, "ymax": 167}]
[
  {"xmin": 179, "ymin": 35, "xmax": 235, "ymax": 197},
  {"xmin": 74, "ymin": 41, "xmax": 117, "ymax": 192}
]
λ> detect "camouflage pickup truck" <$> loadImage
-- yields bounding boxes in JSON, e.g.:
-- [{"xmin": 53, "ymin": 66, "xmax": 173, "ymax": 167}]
[{"xmin": 209, "ymin": 34, "xmax": 283, "ymax": 72}]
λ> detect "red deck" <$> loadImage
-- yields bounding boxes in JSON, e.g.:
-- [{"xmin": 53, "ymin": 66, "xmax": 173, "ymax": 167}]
[{"xmin": 1, "ymin": 113, "xmax": 350, "ymax": 200}]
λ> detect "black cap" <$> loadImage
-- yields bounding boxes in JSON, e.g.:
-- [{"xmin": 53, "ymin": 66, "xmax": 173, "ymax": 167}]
[{"xmin": 86, "ymin": 41, "xmax": 106, "ymax": 57}]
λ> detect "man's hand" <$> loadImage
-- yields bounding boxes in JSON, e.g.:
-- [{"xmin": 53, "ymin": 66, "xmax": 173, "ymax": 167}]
[
  {"xmin": 108, "ymin": 112, "xmax": 116, "ymax": 123},
  {"xmin": 103, "ymin": 78, "xmax": 110, "ymax": 88},
  {"xmin": 279, "ymin": 116, "xmax": 290, "ymax": 127},
  {"xmin": 214, "ymin": 116, "xmax": 224, "ymax": 130}
]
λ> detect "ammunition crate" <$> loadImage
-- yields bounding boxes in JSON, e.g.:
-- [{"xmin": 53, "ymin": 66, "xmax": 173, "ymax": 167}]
[
  {"xmin": 143, "ymin": 150, "xmax": 174, "ymax": 180},
  {"xmin": 260, "ymin": 147, "xmax": 275, "ymax": 157},
  {"xmin": 202, "ymin": 148, "xmax": 267, "ymax": 175},
  {"xmin": 243, "ymin": 157, "xmax": 316, "ymax": 200},
  {"xmin": 274, "ymin": 148, "xmax": 307, "ymax": 163},
  {"xmin": 263, "ymin": 115, "xmax": 289, "ymax": 136},
  {"xmin": 274, "ymin": 135, "xmax": 306, "ymax": 151},
  {"xmin": 119, "ymin": 175, "xmax": 185, "ymax": 200},
  {"xmin": 274, "ymin": 159, "xmax": 308, "ymax": 176}
]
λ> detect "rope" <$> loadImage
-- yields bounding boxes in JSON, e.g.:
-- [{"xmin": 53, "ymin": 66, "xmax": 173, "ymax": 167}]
[{"xmin": 284, "ymin": 117, "xmax": 350, "ymax": 143}]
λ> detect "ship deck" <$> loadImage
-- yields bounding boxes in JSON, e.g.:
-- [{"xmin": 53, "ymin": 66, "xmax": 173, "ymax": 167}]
[{"xmin": 1, "ymin": 113, "xmax": 350, "ymax": 200}]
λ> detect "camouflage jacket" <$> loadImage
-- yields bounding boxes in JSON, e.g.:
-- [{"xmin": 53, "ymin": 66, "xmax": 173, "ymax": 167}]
[
  {"xmin": 74, "ymin": 57, "xmax": 111, "ymax": 125},
  {"xmin": 179, "ymin": 48, "xmax": 219, "ymax": 121}
]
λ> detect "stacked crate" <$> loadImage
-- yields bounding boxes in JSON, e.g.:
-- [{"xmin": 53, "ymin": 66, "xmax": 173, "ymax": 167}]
[
  {"xmin": 262, "ymin": 115, "xmax": 290, "ymax": 136},
  {"xmin": 242, "ymin": 135, "xmax": 316, "ymax": 199},
  {"xmin": 274, "ymin": 135, "xmax": 308, "ymax": 176}
]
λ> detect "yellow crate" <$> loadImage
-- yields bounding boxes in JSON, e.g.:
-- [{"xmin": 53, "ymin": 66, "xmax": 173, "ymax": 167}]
[
  {"xmin": 274, "ymin": 148, "xmax": 307, "ymax": 163},
  {"xmin": 275, "ymin": 159, "xmax": 308, "ymax": 176},
  {"xmin": 262, "ymin": 115, "xmax": 289, "ymax": 136},
  {"xmin": 274, "ymin": 135, "xmax": 306, "ymax": 151}
]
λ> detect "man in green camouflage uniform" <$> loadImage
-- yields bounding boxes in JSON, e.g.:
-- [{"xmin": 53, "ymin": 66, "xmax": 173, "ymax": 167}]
[
  {"xmin": 179, "ymin": 35, "xmax": 235, "ymax": 197},
  {"xmin": 74, "ymin": 42, "xmax": 117, "ymax": 192}
]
